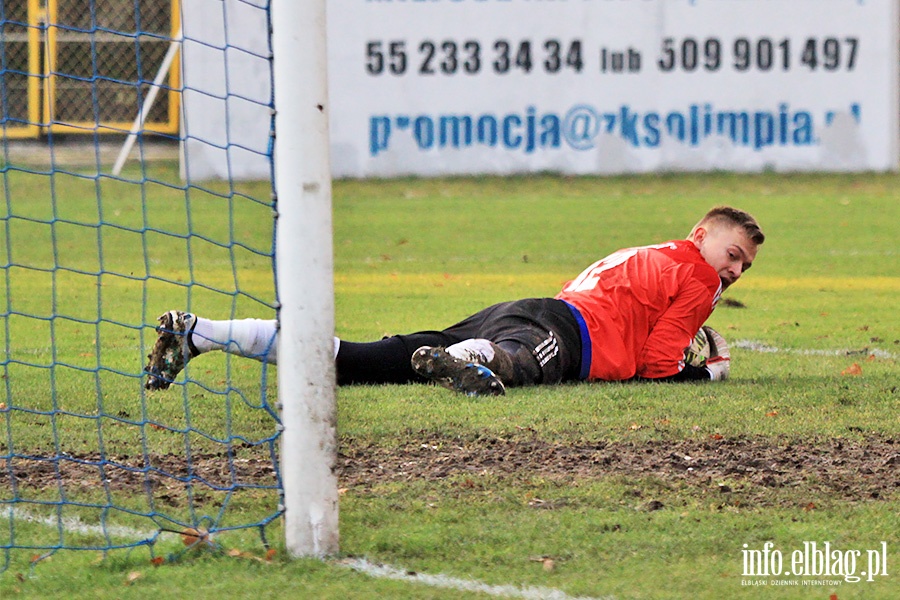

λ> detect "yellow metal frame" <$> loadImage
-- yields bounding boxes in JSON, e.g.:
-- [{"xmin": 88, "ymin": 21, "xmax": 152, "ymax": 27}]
[
  {"xmin": 3, "ymin": 0, "xmax": 43, "ymax": 138},
  {"xmin": 40, "ymin": 0, "xmax": 56, "ymax": 130},
  {"xmin": 9, "ymin": 0, "xmax": 181, "ymax": 138}
]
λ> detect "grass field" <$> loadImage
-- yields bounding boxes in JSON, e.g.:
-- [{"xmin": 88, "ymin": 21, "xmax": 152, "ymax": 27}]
[{"xmin": 1, "ymin": 164, "xmax": 898, "ymax": 599}]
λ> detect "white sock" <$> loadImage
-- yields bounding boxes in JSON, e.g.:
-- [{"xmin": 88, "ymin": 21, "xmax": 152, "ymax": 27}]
[
  {"xmin": 192, "ymin": 318, "xmax": 279, "ymax": 363},
  {"xmin": 447, "ymin": 338, "xmax": 495, "ymax": 364},
  {"xmin": 190, "ymin": 318, "xmax": 342, "ymax": 364}
]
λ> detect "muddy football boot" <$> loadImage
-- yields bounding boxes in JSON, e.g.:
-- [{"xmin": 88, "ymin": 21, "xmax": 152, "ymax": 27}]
[
  {"xmin": 410, "ymin": 346, "xmax": 506, "ymax": 396},
  {"xmin": 144, "ymin": 310, "xmax": 198, "ymax": 390},
  {"xmin": 445, "ymin": 338, "xmax": 517, "ymax": 383}
]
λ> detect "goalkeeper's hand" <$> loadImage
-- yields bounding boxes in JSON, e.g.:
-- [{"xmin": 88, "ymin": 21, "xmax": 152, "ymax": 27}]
[{"xmin": 703, "ymin": 326, "xmax": 730, "ymax": 381}]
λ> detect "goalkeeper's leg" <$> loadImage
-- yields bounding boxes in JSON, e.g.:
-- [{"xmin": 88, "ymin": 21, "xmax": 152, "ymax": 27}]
[
  {"xmin": 145, "ymin": 307, "xmax": 549, "ymax": 392},
  {"xmin": 145, "ymin": 312, "xmax": 282, "ymax": 390},
  {"xmin": 145, "ymin": 311, "xmax": 446, "ymax": 389},
  {"xmin": 191, "ymin": 316, "xmax": 280, "ymax": 362}
]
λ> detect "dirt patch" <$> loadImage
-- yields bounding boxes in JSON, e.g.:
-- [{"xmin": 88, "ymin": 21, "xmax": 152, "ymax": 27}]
[
  {"xmin": 339, "ymin": 434, "xmax": 900, "ymax": 503},
  {"xmin": 0, "ymin": 450, "xmax": 280, "ymax": 507},
  {"xmin": 2, "ymin": 435, "xmax": 898, "ymax": 504}
]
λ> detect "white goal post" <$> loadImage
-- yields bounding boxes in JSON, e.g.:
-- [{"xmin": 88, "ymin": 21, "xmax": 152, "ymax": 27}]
[{"xmin": 272, "ymin": 0, "xmax": 339, "ymax": 557}]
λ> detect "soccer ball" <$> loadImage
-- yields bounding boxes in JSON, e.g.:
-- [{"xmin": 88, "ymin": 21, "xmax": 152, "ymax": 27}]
[{"xmin": 684, "ymin": 327, "xmax": 712, "ymax": 367}]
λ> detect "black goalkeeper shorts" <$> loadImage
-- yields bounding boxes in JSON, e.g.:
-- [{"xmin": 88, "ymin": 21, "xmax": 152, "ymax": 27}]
[{"xmin": 336, "ymin": 298, "xmax": 586, "ymax": 386}]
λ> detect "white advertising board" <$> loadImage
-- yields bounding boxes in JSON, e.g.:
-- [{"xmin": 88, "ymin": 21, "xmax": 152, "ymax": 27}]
[
  {"xmin": 327, "ymin": 0, "xmax": 899, "ymax": 177},
  {"xmin": 181, "ymin": 0, "xmax": 899, "ymax": 180},
  {"xmin": 180, "ymin": 0, "xmax": 271, "ymax": 182}
]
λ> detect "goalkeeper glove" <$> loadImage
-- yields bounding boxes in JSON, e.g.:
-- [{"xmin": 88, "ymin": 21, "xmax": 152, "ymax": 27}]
[{"xmin": 703, "ymin": 326, "xmax": 730, "ymax": 381}]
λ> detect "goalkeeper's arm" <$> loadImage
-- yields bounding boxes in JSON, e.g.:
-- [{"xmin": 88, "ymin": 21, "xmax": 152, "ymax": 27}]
[
  {"xmin": 663, "ymin": 363, "xmax": 717, "ymax": 382},
  {"xmin": 643, "ymin": 327, "xmax": 731, "ymax": 382},
  {"xmin": 660, "ymin": 359, "xmax": 728, "ymax": 381}
]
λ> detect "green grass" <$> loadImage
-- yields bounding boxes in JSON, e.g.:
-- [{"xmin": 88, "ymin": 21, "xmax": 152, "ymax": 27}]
[{"xmin": 1, "ymin": 166, "xmax": 899, "ymax": 599}]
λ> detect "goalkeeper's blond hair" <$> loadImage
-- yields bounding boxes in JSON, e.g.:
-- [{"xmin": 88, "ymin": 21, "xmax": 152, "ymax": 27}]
[{"xmin": 693, "ymin": 206, "xmax": 765, "ymax": 246}]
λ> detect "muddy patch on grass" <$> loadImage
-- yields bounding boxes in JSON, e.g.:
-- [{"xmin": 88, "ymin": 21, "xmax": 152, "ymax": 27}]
[
  {"xmin": 338, "ymin": 434, "xmax": 900, "ymax": 503},
  {"xmin": 2, "ymin": 435, "xmax": 898, "ymax": 504}
]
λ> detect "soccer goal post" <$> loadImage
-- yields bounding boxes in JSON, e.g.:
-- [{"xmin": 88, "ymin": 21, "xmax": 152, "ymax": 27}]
[
  {"xmin": 1, "ymin": 0, "xmax": 336, "ymax": 569},
  {"xmin": 271, "ymin": 0, "xmax": 340, "ymax": 557}
]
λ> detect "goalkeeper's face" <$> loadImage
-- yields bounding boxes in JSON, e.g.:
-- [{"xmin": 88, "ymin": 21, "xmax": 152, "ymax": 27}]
[{"xmin": 693, "ymin": 224, "xmax": 758, "ymax": 289}]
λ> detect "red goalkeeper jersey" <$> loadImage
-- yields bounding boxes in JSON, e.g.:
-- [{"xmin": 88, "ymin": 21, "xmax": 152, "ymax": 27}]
[{"xmin": 555, "ymin": 239, "xmax": 722, "ymax": 381}]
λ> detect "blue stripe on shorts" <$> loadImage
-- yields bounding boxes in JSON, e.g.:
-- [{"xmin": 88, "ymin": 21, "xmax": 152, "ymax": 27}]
[{"xmin": 562, "ymin": 301, "xmax": 591, "ymax": 381}]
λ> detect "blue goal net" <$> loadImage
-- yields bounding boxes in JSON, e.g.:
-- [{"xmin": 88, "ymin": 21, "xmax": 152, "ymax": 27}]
[{"xmin": 1, "ymin": 0, "xmax": 282, "ymax": 569}]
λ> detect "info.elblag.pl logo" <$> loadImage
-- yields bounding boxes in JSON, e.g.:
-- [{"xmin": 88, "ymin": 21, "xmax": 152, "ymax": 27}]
[{"xmin": 741, "ymin": 541, "xmax": 889, "ymax": 585}]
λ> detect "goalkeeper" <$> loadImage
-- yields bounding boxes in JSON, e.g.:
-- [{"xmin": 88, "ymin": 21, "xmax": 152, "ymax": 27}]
[{"xmin": 145, "ymin": 206, "xmax": 763, "ymax": 396}]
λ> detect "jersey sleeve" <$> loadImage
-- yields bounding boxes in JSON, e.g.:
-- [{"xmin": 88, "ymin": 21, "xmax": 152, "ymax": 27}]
[{"xmin": 635, "ymin": 274, "xmax": 715, "ymax": 379}]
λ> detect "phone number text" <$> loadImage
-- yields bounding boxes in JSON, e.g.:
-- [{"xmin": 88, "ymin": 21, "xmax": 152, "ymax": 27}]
[{"xmin": 364, "ymin": 37, "xmax": 860, "ymax": 75}]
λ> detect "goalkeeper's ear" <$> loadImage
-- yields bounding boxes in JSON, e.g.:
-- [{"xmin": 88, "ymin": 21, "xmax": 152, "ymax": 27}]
[{"xmin": 702, "ymin": 326, "xmax": 730, "ymax": 381}]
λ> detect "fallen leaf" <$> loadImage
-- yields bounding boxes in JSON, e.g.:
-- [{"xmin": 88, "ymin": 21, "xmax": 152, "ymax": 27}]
[
  {"xmin": 543, "ymin": 558, "xmax": 555, "ymax": 572},
  {"xmin": 181, "ymin": 527, "xmax": 212, "ymax": 547},
  {"xmin": 803, "ymin": 502, "xmax": 816, "ymax": 512},
  {"xmin": 629, "ymin": 423, "xmax": 642, "ymax": 430},
  {"xmin": 126, "ymin": 571, "xmax": 142, "ymax": 584},
  {"xmin": 150, "ymin": 556, "xmax": 165, "ymax": 566},
  {"xmin": 709, "ymin": 433, "xmax": 724, "ymax": 440},
  {"xmin": 227, "ymin": 548, "xmax": 243, "ymax": 557},
  {"xmin": 766, "ymin": 410, "xmax": 779, "ymax": 417},
  {"xmin": 266, "ymin": 548, "xmax": 277, "ymax": 561},
  {"xmin": 0, "ymin": 403, "xmax": 7, "ymax": 410},
  {"xmin": 866, "ymin": 354, "xmax": 876, "ymax": 362},
  {"xmin": 841, "ymin": 363, "xmax": 863, "ymax": 376}
]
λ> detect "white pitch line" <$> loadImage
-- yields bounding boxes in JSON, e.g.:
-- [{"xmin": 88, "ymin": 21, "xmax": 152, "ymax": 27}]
[
  {"xmin": 734, "ymin": 340, "xmax": 899, "ymax": 360},
  {"xmin": 339, "ymin": 558, "xmax": 615, "ymax": 600},
  {"xmin": 6, "ymin": 507, "xmax": 156, "ymax": 541},
  {"xmin": 9, "ymin": 509, "xmax": 614, "ymax": 599}
]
